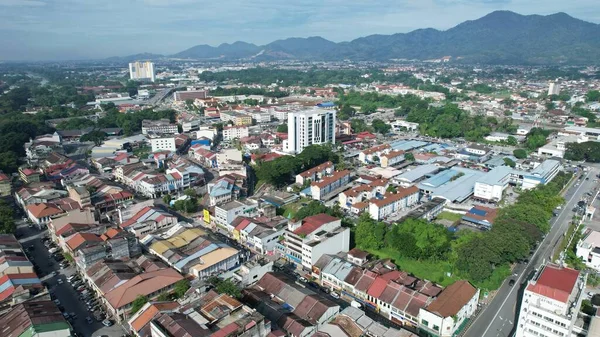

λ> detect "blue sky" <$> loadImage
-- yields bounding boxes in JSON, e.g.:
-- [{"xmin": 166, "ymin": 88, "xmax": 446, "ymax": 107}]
[{"xmin": 0, "ymin": 0, "xmax": 598, "ymax": 60}]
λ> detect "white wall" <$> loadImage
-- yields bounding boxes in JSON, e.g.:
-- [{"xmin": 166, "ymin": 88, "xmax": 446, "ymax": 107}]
[{"xmin": 150, "ymin": 137, "xmax": 176, "ymax": 152}]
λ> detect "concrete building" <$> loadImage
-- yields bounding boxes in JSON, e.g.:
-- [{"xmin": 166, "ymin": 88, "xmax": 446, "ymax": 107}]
[
  {"xmin": 295, "ymin": 161, "xmax": 334, "ymax": 185},
  {"xmin": 368, "ymin": 186, "xmax": 420, "ymax": 221},
  {"xmin": 284, "ymin": 214, "xmax": 350, "ymax": 269},
  {"xmin": 173, "ymin": 89, "xmax": 208, "ymax": 102},
  {"xmin": 286, "ymin": 109, "xmax": 336, "ymax": 154},
  {"xmin": 223, "ymin": 125, "xmax": 249, "ymax": 141},
  {"xmin": 214, "ymin": 200, "xmax": 258, "ymax": 229},
  {"xmin": 515, "ymin": 264, "xmax": 585, "ymax": 337},
  {"xmin": 310, "ymin": 170, "xmax": 351, "ymax": 201},
  {"xmin": 129, "ymin": 61, "xmax": 155, "ymax": 82},
  {"xmin": 150, "ymin": 137, "xmax": 176, "ymax": 153},
  {"xmin": 576, "ymin": 229, "xmax": 600, "ymax": 271},
  {"xmin": 548, "ymin": 82, "xmax": 561, "ymax": 96}
]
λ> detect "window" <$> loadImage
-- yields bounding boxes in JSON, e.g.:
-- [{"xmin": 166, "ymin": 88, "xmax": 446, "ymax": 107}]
[
  {"xmin": 433, "ymin": 325, "xmax": 439, "ymax": 331},
  {"xmin": 421, "ymin": 319, "xmax": 429, "ymax": 327}
]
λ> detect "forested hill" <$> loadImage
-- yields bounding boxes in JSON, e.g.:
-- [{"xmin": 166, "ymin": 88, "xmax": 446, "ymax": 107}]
[{"xmin": 170, "ymin": 11, "xmax": 600, "ymax": 65}]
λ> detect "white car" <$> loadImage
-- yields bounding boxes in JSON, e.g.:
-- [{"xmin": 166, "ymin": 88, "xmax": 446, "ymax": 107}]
[
  {"xmin": 299, "ymin": 277, "xmax": 307, "ymax": 283},
  {"xmin": 331, "ymin": 292, "xmax": 340, "ymax": 299},
  {"xmin": 57, "ymin": 279, "xmax": 63, "ymax": 284},
  {"xmin": 102, "ymin": 319, "xmax": 113, "ymax": 327}
]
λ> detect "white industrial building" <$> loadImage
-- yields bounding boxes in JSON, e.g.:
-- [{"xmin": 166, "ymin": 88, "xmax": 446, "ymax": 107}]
[
  {"xmin": 515, "ymin": 264, "xmax": 585, "ymax": 337},
  {"xmin": 286, "ymin": 109, "xmax": 336, "ymax": 154}
]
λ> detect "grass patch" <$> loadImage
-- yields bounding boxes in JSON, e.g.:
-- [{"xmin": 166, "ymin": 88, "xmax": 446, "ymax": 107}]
[
  {"xmin": 436, "ymin": 211, "xmax": 463, "ymax": 223},
  {"xmin": 553, "ymin": 220, "xmax": 578, "ymax": 261},
  {"xmin": 281, "ymin": 197, "xmax": 311, "ymax": 218},
  {"xmin": 133, "ymin": 145, "xmax": 151, "ymax": 159},
  {"xmin": 365, "ymin": 247, "xmax": 510, "ymax": 291},
  {"xmin": 368, "ymin": 247, "xmax": 458, "ymax": 287}
]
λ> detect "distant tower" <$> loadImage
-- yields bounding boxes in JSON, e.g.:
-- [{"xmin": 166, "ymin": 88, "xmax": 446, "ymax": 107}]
[
  {"xmin": 129, "ymin": 61, "xmax": 155, "ymax": 82},
  {"xmin": 548, "ymin": 81, "xmax": 560, "ymax": 96}
]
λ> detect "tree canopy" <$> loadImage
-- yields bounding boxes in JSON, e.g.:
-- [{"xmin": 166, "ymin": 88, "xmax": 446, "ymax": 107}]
[{"xmin": 565, "ymin": 142, "xmax": 600, "ymax": 162}]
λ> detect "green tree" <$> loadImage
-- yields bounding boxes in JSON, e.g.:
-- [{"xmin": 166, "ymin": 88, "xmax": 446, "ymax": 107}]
[
  {"xmin": 162, "ymin": 195, "xmax": 172, "ymax": 205},
  {"xmin": 208, "ymin": 277, "xmax": 242, "ymax": 298},
  {"xmin": 277, "ymin": 124, "xmax": 288, "ymax": 133},
  {"xmin": 513, "ymin": 149, "xmax": 527, "ymax": 159},
  {"xmin": 506, "ymin": 136, "xmax": 518, "ymax": 146},
  {"xmin": 503, "ymin": 158, "xmax": 516, "ymax": 168},
  {"xmin": 586, "ymin": 90, "xmax": 600, "ymax": 102},
  {"xmin": 130, "ymin": 295, "xmax": 149, "ymax": 314},
  {"xmin": 184, "ymin": 188, "xmax": 197, "ymax": 198},
  {"xmin": 372, "ymin": 119, "xmax": 391, "ymax": 134},
  {"xmin": 80, "ymin": 130, "xmax": 107, "ymax": 146},
  {"xmin": 404, "ymin": 152, "xmax": 415, "ymax": 162},
  {"xmin": 350, "ymin": 119, "xmax": 370, "ymax": 133},
  {"xmin": 0, "ymin": 200, "xmax": 16, "ymax": 234},
  {"xmin": 174, "ymin": 279, "xmax": 190, "ymax": 298}
]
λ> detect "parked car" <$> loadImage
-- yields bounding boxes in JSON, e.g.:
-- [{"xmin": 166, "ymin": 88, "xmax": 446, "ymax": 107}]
[
  {"xmin": 331, "ymin": 292, "xmax": 340, "ymax": 299},
  {"xmin": 57, "ymin": 279, "xmax": 63, "ymax": 285},
  {"xmin": 102, "ymin": 319, "xmax": 113, "ymax": 327},
  {"xmin": 298, "ymin": 277, "xmax": 307, "ymax": 283}
]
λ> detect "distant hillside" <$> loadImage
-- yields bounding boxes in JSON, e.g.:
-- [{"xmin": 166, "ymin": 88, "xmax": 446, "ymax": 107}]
[{"xmin": 170, "ymin": 11, "xmax": 600, "ymax": 64}]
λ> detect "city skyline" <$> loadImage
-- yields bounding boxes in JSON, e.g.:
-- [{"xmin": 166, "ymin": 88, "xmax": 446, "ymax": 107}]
[{"xmin": 0, "ymin": 0, "xmax": 599, "ymax": 61}]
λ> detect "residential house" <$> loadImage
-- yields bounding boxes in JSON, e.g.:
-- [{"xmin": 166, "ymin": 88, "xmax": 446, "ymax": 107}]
[
  {"xmin": 0, "ymin": 300, "xmax": 70, "ymax": 337},
  {"xmin": 214, "ymin": 200, "xmax": 259, "ymax": 230},
  {"xmin": 119, "ymin": 206, "xmax": 178, "ymax": 238},
  {"xmin": 295, "ymin": 161, "xmax": 334, "ymax": 185},
  {"xmin": 223, "ymin": 126, "xmax": 250, "ymax": 141}
]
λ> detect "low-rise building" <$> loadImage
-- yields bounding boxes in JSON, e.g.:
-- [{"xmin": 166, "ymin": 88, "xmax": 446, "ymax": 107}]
[
  {"xmin": 311, "ymin": 170, "xmax": 351, "ymax": 201},
  {"xmin": 0, "ymin": 173, "xmax": 11, "ymax": 197},
  {"xmin": 418, "ymin": 280, "xmax": 479, "ymax": 337},
  {"xmin": 141, "ymin": 119, "xmax": 178, "ymax": 135},
  {"xmin": 214, "ymin": 200, "xmax": 259, "ymax": 230},
  {"xmin": 576, "ymin": 229, "xmax": 600, "ymax": 271},
  {"xmin": 0, "ymin": 300, "xmax": 71, "ymax": 337},
  {"xmin": 223, "ymin": 125, "xmax": 250, "ymax": 141},
  {"xmin": 295, "ymin": 161, "xmax": 334, "ymax": 185},
  {"xmin": 119, "ymin": 206, "xmax": 178, "ymax": 237},
  {"xmin": 368, "ymin": 186, "xmax": 420, "ymax": 221},
  {"xmin": 380, "ymin": 150, "xmax": 405, "ymax": 168}
]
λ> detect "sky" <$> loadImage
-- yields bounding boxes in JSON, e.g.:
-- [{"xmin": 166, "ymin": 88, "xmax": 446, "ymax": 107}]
[{"xmin": 0, "ymin": 0, "xmax": 599, "ymax": 61}]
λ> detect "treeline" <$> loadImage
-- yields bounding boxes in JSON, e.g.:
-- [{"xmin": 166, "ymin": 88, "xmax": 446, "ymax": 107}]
[
  {"xmin": 254, "ymin": 145, "xmax": 338, "ymax": 187},
  {"xmin": 355, "ymin": 172, "xmax": 571, "ymax": 285},
  {"xmin": 209, "ymin": 86, "xmax": 288, "ymax": 98},
  {"xmin": 405, "ymin": 103, "xmax": 515, "ymax": 140},
  {"xmin": 565, "ymin": 142, "xmax": 600, "ymax": 162},
  {"xmin": 457, "ymin": 172, "xmax": 571, "ymax": 281},
  {"xmin": 337, "ymin": 91, "xmax": 430, "ymax": 118}
]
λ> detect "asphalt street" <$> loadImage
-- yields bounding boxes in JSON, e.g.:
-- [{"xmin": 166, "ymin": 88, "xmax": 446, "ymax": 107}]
[
  {"xmin": 17, "ymin": 223, "xmax": 126, "ymax": 337},
  {"xmin": 465, "ymin": 168, "xmax": 597, "ymax": 337}
]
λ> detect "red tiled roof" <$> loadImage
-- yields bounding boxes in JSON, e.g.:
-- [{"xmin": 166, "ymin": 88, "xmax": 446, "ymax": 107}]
[
  {"xmin": 293, "ymin": 214, "xmax": 339, "ymax": 236},
  {"xmin": 311, "ymin": 170, "xmax": 350, "ymax": 189},
  {"xmin": 66, "ymin": 232, "xmax": 102, "ymax": 251},
  {"xmin": 298, "ymin": 161, "xmax": 333, "ymax": 178},
  {"xmin": 527, "ymin": 265, "xmax": 579, "ymax": 303},
  {"xmin": 26, "ymin": 203, "xmax": 64, "ymax": 219},
  {"xmin": 0, "ymin": 173, "xmax": 9, "ymax": 182},
  {"xmin": 370, "ymin": 186, "xmax": 419, "ymax": 208},
  {"xmin": 366, "ymin": 277, "xmax": 388, "ymax": 298},
  {"xmin": 426, "ymin": 280, "xmax": 477, "ymax": 317}
]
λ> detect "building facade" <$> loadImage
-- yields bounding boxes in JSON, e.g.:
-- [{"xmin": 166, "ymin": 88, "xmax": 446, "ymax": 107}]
[
  {"xmin": 286, "ymin": 109, "xmax": 336, "ymax": 154},
  {"xmin": 129, "ymin": 61, "xmax": 155, "ymax": 82}
]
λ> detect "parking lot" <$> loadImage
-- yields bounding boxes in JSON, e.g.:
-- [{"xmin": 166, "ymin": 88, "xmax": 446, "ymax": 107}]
[{"xmin": 17, "ymin": 223, "xmax": 126, "ymax": 337}]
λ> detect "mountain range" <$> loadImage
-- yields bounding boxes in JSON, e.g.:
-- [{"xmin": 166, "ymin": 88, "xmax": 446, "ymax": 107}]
[{"xmin": 120, "ymin": 11, "xmax": 600, "ymax": 64}]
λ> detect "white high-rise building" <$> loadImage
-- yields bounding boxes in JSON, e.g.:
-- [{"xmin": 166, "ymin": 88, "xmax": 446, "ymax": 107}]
[
  {"xmin": 548, "ymin": 82, "xmax": 560, "ymax": 96},
  {"xmin": 286, "ymin": 109, "xmax": 335, "ymax": 154},
  {"xmin": 515, "ymin": 263, "xmax": 585, "ymax": 337},
  {"xmin": 129, "ymin": 61, "xmax": 155, "ymax": 82}
]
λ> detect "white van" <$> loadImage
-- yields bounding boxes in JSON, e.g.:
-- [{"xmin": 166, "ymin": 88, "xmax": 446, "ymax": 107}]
[{"xmin": 351, "ymin": 300, "xmax": 362, "ymax": 309}]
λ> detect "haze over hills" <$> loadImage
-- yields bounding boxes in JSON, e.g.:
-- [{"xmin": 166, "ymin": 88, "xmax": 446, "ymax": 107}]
[{"xmin": 118, "ymin": 11, "xmax": 600, "ymax": 64}]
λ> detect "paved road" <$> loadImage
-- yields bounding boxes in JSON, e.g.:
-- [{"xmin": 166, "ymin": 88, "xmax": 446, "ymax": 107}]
[
  {"xmin": 17, "ymin": 224, "xmax": 126, "ymax": 337},
  {"xmin": 465, "ymin": 169, "xmax": 597, "ymax": 337}
]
